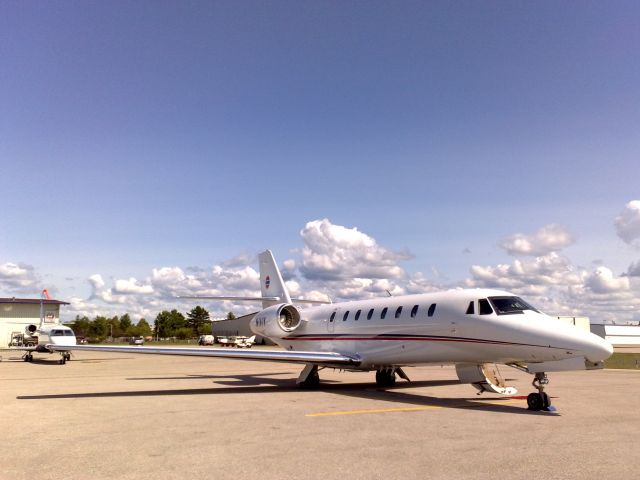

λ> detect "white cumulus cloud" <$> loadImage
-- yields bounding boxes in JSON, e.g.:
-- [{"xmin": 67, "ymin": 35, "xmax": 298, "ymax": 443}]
[
  {"xmin": 298, "ymin": 218, "xmax": 412, "ymax": 281},
  {"xmin": 113, "ymin": 277, "xmax": 154, "ymax": 294},
  {"xmin": 499, "ymin": 224, "xmax": 575, "ymax": 256},
  {"xmin": 615, "ymin": 200, "xmax": 640, "ymax": 246},
  {"xmin": 467, "ymin": 253, "xmax": 582, "ymax": 293},
  {"xmin": 585, "ymin": 266, "xmax": 630, "ymax": 294},
  {"xmin": 0, "ymin": 262, "xmax": 40, "ymax": 293}
]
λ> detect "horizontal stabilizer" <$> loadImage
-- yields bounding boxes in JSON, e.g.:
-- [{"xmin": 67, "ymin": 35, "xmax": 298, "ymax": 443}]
[
  {"xmin": 177, "ymin": 295, "xmax": 281, "ymax": 302},
  {"xmin": 291, "ymin": 298, "xmax": 332, "ymax": 305},
  {"xmin": 177, "ymin": 295, "xmax": 331, "ymax": 305}
]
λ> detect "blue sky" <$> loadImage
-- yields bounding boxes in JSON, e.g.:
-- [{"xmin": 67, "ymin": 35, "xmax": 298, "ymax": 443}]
[{"xmin": 1, "ymin": 2, "xmax": 639, "ymax": 322}]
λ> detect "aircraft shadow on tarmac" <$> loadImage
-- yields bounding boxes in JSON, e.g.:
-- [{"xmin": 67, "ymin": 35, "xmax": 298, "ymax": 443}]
[{"xmin": 16, "ymin": 372, "xmax": 550, "ymax": 415}]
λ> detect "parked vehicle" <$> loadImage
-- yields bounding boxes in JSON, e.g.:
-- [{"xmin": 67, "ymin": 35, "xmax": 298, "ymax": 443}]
[
  {"xmin": 198, "ymin": 334, "xmax": 214, "ymax": 346},
  {"xmin": 236, "ymin": 335, "xmax": 256, "ymax": 348},
  {"xmin": 129, "ymin": 336, "xmax": 144, "ymax": 345},
  {"xmin": 217, "ymin": 335, "xmax": 256, "ymax": 348}
]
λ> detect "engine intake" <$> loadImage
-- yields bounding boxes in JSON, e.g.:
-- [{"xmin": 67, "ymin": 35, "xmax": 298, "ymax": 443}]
[
  {"xmin": 278, "ymin": 305, "xmax": 301, "ymax": 331},
  {"xmin": 251, "ymin": 303, "xmax": 302, "ymax": 339},
  {"xmin": 25, "ymin": 324, "xmax": 37, "ymax": 334}
]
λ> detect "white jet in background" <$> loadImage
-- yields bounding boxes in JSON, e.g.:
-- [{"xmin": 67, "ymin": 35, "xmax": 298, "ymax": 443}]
[
  {"xmin": 9, "ymin": 289, "xmax": 76, "ymax": 364},
  {"xmin": 50, "ymin": 250, "xmax": 613, "ymax": 411}
]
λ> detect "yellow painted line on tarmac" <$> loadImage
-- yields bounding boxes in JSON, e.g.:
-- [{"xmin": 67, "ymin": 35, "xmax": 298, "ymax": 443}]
[{"xmin": 306, "ymin": 399, "xmax": 521, "ymax": 417}]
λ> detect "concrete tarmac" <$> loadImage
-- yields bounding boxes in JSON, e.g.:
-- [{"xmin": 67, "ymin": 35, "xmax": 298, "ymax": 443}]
[{"xmin": 1, "ymin": 348, "xmax": 638, "ymax": 480}]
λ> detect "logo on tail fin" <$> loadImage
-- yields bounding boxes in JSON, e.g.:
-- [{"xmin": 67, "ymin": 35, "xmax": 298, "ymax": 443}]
[{"xmin": 265, "ymin": 275, "xmax": 270, "ymax": 289}]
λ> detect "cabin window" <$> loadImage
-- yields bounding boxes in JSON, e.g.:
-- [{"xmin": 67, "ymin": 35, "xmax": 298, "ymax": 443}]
[
  {"xmin": 395, "ymin": 306, "xmax": 403, "ymax": 319},
  {"xmin": 367, "ymin": 308, "xmax": 374, "ymax": 320},
  {"xmin": 355, "ymin": 310, "xmax": 361, "ymax": 321},
  {"xmin": 51, "ymin": 330, "xmax": 64, "ymax": 336},
  {"xmin": 428, "ymin": 303, "xmax": 436, "ymax": 317},
  {"xmin": 381, "ymin": 307, "xmax": 388, "ymax": 319},
  {"xmin": 410, "ymin": 305, "xmax": 419, "ymax": 318},
  {"xmin": 466, "ymin": 301, "xmax": 474, "ymax": 315},
  {"xmin": 479, "ymin": 299, "xmax": 493, "ymax": 315},
  {"xmin": 329, "ymin": 312, "xmax": 336, "ymax": 322},
  {"xmin": 343, "ymin": 311, "xmax": 349, "ymax": 321}
]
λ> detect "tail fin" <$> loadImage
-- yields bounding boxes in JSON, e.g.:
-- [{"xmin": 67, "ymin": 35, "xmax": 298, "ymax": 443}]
[
  {"xmin": 258, "ymin": 250, "xmax": 291, "ymax": 309},
  {"xmin": 177, "ymin": 249, "xmax": 330, "ymax": 306}
]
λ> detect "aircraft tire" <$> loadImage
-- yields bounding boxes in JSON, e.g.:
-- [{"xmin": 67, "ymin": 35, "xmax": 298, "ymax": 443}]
[
  {"xmin": 527, "ymin": 392, "xmax": 544, "ymax": 411},
  {"xmin": 375, "ymin": 369, "xmax": 396, "ymax": 388},
  {"xmin": 541, "ymin": 392, "xmax": 550, "ymax": 409},
  {"xmin": 299, "ymin": 369, "xmax": 320, "ymax": 389}
]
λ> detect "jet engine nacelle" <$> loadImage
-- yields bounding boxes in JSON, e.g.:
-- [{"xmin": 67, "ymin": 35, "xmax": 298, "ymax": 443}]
[
  {"xmin": 25, "ymin": 324, "xmax": 37, "ymax": 335},
  {"xmin": 455, "ymin": 363, "xmax": 517, "ymax": 395},
  {"xmin": 251, "ymin": 303, "xmax": 302, "ymax": 339}
]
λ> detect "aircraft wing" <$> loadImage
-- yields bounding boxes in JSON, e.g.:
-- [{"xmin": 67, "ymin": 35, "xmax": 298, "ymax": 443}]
[{"xmin": 46, "ymin": 344, "xmax": 360, "ymax": 366}]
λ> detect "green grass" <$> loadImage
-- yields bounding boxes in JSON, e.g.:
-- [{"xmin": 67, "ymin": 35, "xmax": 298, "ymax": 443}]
[{"xmin": 604, "ymin": 353, "xmax": 640, "ymax": 369}]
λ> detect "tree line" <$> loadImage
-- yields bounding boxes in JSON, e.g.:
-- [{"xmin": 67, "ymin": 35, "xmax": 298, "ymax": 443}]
[{"xmin": 69, "ymin": 307, "xmax": 237, "ymax": 342}]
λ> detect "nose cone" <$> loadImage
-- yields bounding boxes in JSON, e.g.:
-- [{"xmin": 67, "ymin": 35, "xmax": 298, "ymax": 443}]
[{"xmin": 584, "ymin": 334, "xmax": 614, "ymax": 363}]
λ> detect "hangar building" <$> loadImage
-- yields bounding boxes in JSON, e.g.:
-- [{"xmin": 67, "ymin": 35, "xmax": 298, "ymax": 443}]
[{"xmin": 0, "ymin": 297, "xmax": 70, "ymax": 347}]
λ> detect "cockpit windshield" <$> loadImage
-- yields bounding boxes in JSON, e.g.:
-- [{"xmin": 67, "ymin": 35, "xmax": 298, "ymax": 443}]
[
  {"xmin": 50, "ymin": 329, "xmax": 74, "ymax": 336},
  {"xmin": 488, "ymin": 296, "xmax": 539, "ymax": 315}
]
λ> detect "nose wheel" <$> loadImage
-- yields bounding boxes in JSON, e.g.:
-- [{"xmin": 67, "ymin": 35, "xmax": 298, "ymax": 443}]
[{"xmin": 527, "ymin": 372, "xmax": 552, "ymax": 411}]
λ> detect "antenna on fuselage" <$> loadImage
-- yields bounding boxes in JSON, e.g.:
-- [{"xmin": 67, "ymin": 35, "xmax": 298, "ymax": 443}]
[{"xmin": 385, "ymin": 289, "xmax": 393, "ymax": 297}]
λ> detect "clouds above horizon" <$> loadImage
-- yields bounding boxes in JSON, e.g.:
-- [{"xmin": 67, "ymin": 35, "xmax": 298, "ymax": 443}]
[
  {"xmin": 0, "ymin": 262, "xmax": 40, "ymax": 294},
  {"xmin": 615, "ymin": 200, "xmax": 640, "ymax": 247},
  {"xmin": 297, "ymin": 219, "xmax": 412, "ymax": 281},
  {"xmin": 499, "ymin": 224, "xmax": 575, "ymax": 256},
  {"xmin": 3, "ymin": 201, "xmax": 640, "ymax": 323}
]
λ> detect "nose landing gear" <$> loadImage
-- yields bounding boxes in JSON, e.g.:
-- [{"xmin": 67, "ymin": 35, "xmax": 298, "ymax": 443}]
[
  {"xmin": 59, "ymin": 352, "xmax": 71, "ymax": 365},
  {"xmin": 527, "ymin": 372, "xmax": 553, "ymax": 411}
]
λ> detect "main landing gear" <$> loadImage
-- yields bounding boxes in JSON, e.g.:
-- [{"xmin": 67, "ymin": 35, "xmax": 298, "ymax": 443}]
[
  {"xmin": 527, "ymin": 372, "xmax": 552, "ymax": 411},
  {"xmin": 297, "ymin": 364, "xmax": 320, "ymax": 389},
  {"xmin": 376, "ymin": 367, "xmax": 410, "ymax": 388},
  {"xmin": 296, "ymin": 365, "xmax": 412, "ymax": 389},
  {"xmin": 59, "ymin": 352, "xmax": 71, "ymax": 365},
  {"xmin": 23, "ymin": 352, "xmax": 33, "ymax": 362},
  {"xmin": 376, "ymin": 368, "xmax": 396, "ymax": 387}
]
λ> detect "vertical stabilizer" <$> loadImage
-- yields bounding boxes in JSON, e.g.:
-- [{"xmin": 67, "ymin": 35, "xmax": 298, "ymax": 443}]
[{"xmin": 258, "ymin": 250, "xmax": 291, "ymax": 309}]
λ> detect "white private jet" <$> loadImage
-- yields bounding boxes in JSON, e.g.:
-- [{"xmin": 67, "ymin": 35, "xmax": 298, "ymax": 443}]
[
  {"xmin": 7, "ymin": 291, "xmax": 76, "ymax": 364},
  {"xmin": 18, "ymin": 323, "xmax": 76, "ymax": 364},
  {"xmin": 49, "ymin": 250, "xmax": 613, "ymax": 411}
]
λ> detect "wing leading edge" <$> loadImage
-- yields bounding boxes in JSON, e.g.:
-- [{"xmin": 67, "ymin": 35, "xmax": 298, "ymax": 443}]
[{"xmin": 46, "ymin": 344, "xmax": 360, "ymax": 366}]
